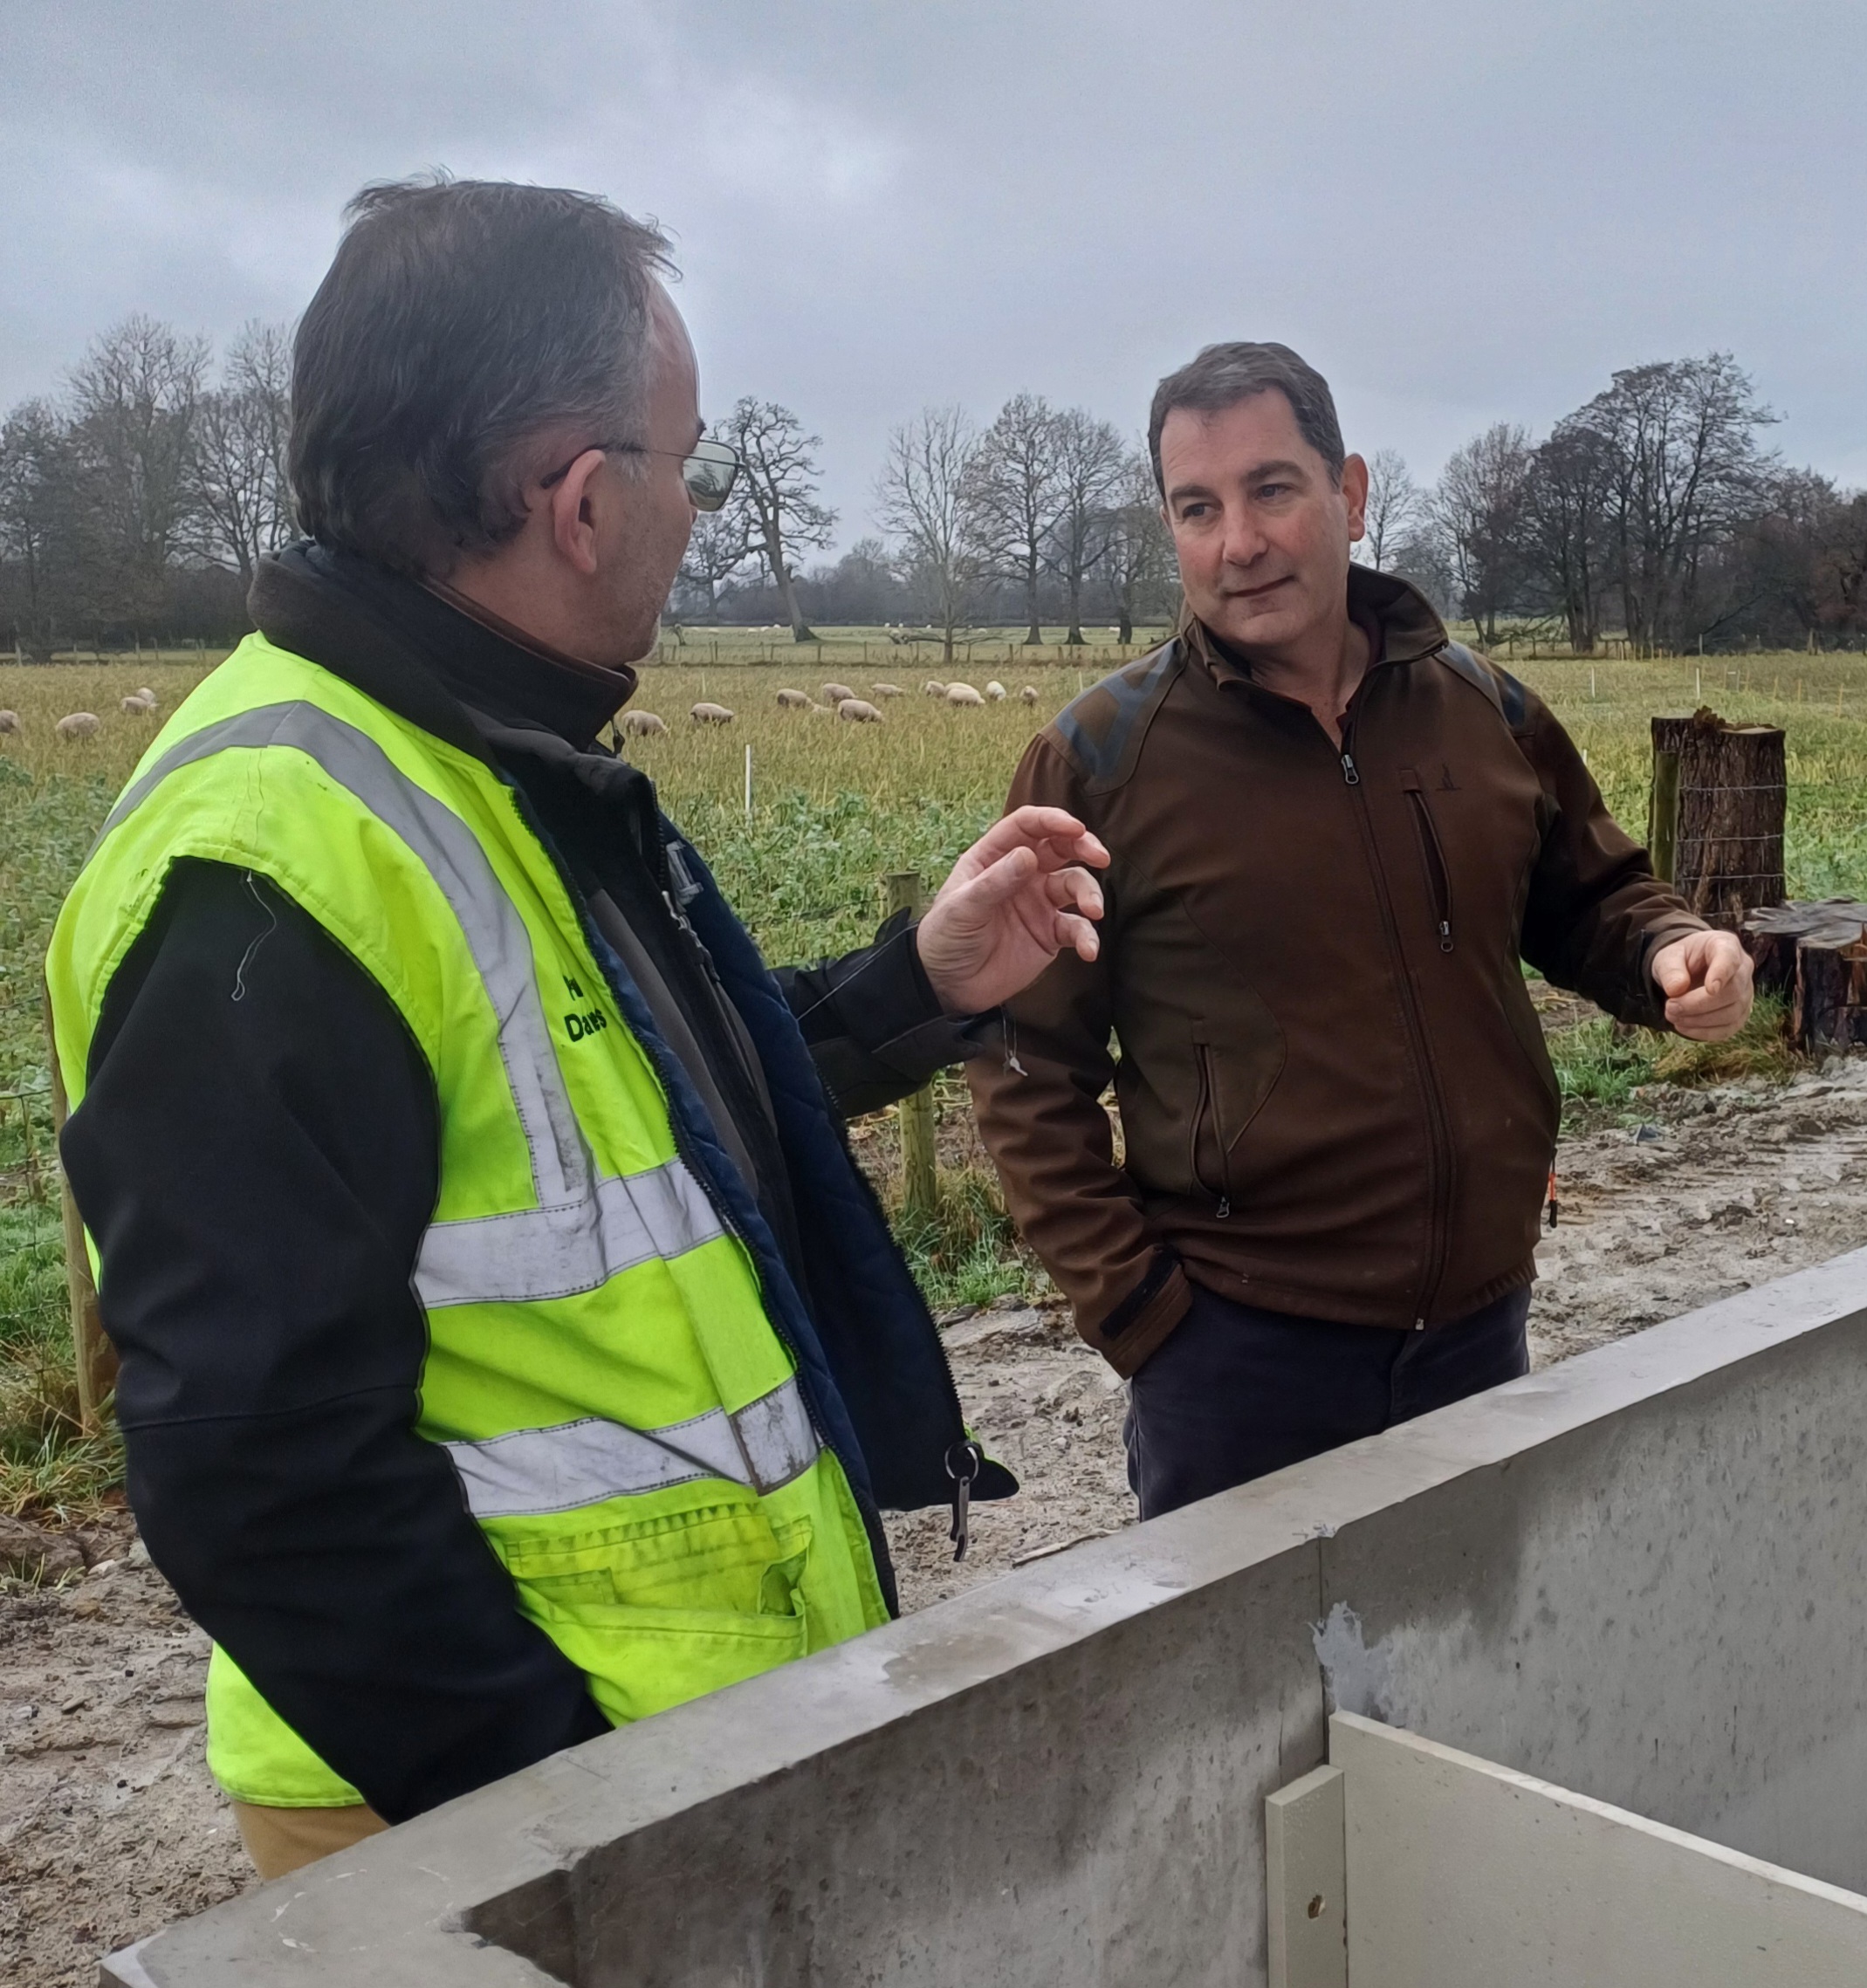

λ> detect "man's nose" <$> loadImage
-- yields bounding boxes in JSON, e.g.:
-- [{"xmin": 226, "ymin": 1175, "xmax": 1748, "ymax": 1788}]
[{"xmin": 1218, "ymin": 507, "xmax": 1269, "ymax": 570}]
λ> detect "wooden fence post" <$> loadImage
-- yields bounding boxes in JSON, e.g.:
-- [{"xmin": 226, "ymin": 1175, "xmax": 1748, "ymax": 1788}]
[
  {"xmin": 1651, "ymin": 710, "xmax": 1786, "ymax": 926},
  {"xmin": 42, "ymin": 984, "xmax": 114, "ymax": 1433},
  {"xmin": 1649, "ymin": 723, "xmax": 1681, "ymax": 885},
  {"xmin": 883, "ymin": 872, "xmax": 939, "ymax": 1218}
]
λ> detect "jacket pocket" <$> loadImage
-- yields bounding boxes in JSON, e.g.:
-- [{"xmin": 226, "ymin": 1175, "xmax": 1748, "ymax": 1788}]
[
  {"xmin": 1189, "ymin": 1034, "xmax": 1233, "ymax": 1217},
  {"xmin": 1401, "ymin": 768, "xmax": 1455, "ymax": 954}
]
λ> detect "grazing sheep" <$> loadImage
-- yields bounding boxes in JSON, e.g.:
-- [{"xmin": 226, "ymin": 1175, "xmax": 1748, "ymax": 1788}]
[
  {"xmin": 690, "ymin": 702, "xmax": 736, "ymax": 725},
  {"xmin": 869, "ymin": 682, "xmax": 904, "ymax": 698},
  {"xmin": 985, "ymin": 680, "xmax": 1007, "ymax": 701},
  {"xmin": 820, "ymin": 682, "xmax": 857, "ymax": 706},
  {"xmin": 621, "ymin": 710, "xmax": 669, "ymax": 737},
  {"xmin": 0, "ymin": 710, "xmax": 18, "ymax": 736},
  {"xmin": 776, "ymin": 688, "xmax": 812, "ymax": 709},
  {"xmin": 808, "ymin": 700, "xmax": 836, "ymax": 716},
  {"xmin": 1020, "ymin": 685, "xmax": 1040, "ymax": 705},
  {"xmin": 56, "ymin": 712, "xmax": 101, "ymax": 741},
  {"xmin": 944, "ymin": 683, "xmax": 985, "ymax": 708},
  {"xmin": 922, "ymin": 680, "xmax": 948, "ymax": 697},
  {"xmin": 135, "ymin": 687, "xmax": 159, "ymax": 706},
  {"xmin": 121, "ymin": 695, "xmax": 155, "ymax": 715},
  {"xmin": 837, "ymin": 698, "xmax": 883, "ymax": 724}
]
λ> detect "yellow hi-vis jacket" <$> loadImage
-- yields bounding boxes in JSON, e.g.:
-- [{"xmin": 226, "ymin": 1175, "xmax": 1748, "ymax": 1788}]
[{"xmin": 45, "ymin": 634, "xmax": 889, "ymax": 1807}]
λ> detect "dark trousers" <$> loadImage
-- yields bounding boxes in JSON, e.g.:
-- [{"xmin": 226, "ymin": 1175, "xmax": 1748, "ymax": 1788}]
[{"xmin": 1125, "ymin": 1283, "xmax": 1532, "ymax": 1519}]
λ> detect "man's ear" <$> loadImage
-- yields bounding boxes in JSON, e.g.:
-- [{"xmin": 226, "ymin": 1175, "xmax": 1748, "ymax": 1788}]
[
  {"xmin": 1343, "ymin": 451, "xmax": 1376, "ymax": 545},
  {"xmin": 1341, "ymin": 452, "xmax": 1369, "ymax": 545},
  {"xmin": 547, "ymin": 449, "xmax": 607, "ymax": 578}
]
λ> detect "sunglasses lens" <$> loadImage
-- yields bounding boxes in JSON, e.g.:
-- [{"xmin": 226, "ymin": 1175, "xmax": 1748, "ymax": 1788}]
[{"xmin": 684, "ymin": 441, "xmax": 738, "ymax": 511}]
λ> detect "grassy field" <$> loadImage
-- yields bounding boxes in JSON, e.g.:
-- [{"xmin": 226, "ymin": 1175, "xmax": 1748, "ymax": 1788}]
[{"xmin": 3, "ymin": 634, "xmax": 1866, "ymax": 1518}]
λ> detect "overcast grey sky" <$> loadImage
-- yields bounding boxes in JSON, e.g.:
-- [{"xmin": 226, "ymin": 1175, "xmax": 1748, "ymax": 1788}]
[{"xmin": 5, "ymin": 1, "xmax": 1864, "ymax": 547}]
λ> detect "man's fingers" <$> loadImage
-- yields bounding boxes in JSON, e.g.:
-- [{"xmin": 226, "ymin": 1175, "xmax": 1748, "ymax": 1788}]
[
  {"xmin": 1044, "ymin": 866, "xmax": 1105, "ymax": 919},
  {"xmin": 1054, "ymin": 910, "xmax": 1100, "ymax": 962},
  {"xmin": 956, "ymin": 843, "xmax": 1038, "ymax": 909}
]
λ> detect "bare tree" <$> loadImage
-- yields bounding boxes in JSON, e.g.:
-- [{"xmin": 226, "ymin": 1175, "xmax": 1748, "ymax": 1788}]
[
  {"xmin": 1428, "ymin": 422, "xmax": 1534, "ymax": 644},
  {"xmin": 1046, "ymin": 407, "xmax": 1126, "ymax": 645},
  {"xmin": 1357, "ymin": 449, "xmax": 1420, "ymax": 572},
  {"xmin": 723, "ymin": 399, "xmax": 835, "ymax": 643},
  {"xmin": 1573, "ymin": 354, "xmax": 1776, "ymax": 653},
  {"xmin": 964, "ymin": 392, "xmax": 1063, "ymax": 644},
  {"xmin": 191, "ymin": 319, "xmax": 293, "ymax": 586},
  {"xmin": 1518, "ymin": 420, "xmax": 1615, "ymax": 654},
  {"xmin": 875, "ymin": 405, "xmax": 981, "ymax": 665},
  {"xmin": 67, "ymin": 314, "xmax": 210, "ymax": 628},
  {"xmin": 676, "ymin": 505, "xmax": 752, "ymax": 619},
  {"xmin": 1095, "ymin": 449, "xmax": 1176, "ymax": 642},
  {"xmin": 0, "ymin": 399, "xmax": 99, "ymax": 657}
]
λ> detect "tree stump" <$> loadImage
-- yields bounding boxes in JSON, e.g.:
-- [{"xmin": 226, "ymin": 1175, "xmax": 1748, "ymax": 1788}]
[
  {"xmin": 1742, "ymin": 900, "xmax": 1867, "ymax": 1051},
  {"xmin": 1650, "ymin": 710, "xmax": 1786, "ymax": 927}
]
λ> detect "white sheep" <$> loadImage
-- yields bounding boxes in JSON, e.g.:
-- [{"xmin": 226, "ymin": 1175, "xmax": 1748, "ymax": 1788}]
[
  {"xmin": 55, "ymin": 712, "xmax": 101, "ymax": 741},
  {"xmin": 0, "ymin": 710, "xmax": 18, "ymax": 736},
  {"xmin": 776, "ymin": 688, "xmax": 812, "ymax": 709},
  {"xmin": 985, "ymin": 680, "xmax": 1007, "ymax": 701},
  {"xmin": 837, "ymin": 698, "xmax": 883, "ymax": 724},
  {"xmin": 621, "ymin": 710, "xmax": 669, "ymax": 737},
  {"xmin": 1020, "ymin": 685, "xmax": 1040, "ymax": 705},
  {"xmin": 821, "ymin": 682, "xmax": 857, "ymax": 706},
  {"xmin": 120, "ymin": 695, "xmax": 155, "ymax": 716},
  {"xmin": 135, "ymin": 687, "xmax": 159, "ymax": 707},
  {"xmin": 869, "ymin": 682, "xmax": 904, "ymax": 699},
  {"xmin": 922, "ymin": 680, "xmax": 948, "ymax": 697},
  {"xmin": 944, "ymin": 683, "xmax": 985, "ymax": 708},
  {"xmin": 690, "ymin": 702, "xmax": 736, "ymax": 725}
]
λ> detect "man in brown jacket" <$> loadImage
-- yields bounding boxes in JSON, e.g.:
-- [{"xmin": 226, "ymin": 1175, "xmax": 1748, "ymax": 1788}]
[{"xmin": 971, "ymin": 341, "xmax": 1754, "ymax": 1518}]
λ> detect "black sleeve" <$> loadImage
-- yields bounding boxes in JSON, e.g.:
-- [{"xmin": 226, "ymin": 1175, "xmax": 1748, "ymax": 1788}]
[
  {"xmin": 772, "ymin": 907, "xmax": 989, "ymax": 1119},
  {"xmin": 60, "ymin": 859, "xmax": 608, "ymax": 1824}
]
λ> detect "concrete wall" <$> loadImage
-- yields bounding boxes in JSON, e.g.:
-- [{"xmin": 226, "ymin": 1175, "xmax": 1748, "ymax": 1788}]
[{"xmin": 107, "ymin": 1249, "xmax": 1867, "ymax": 1988}]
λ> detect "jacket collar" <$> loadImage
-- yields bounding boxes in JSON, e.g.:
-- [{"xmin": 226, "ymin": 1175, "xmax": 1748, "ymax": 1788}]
[
  {"xmin": 248, "ymin": 543, "xmax": 636, "ymax": 755},
  {"xmin": 1183, "ymin": 564, "xmax": 1449, "ymax": 684}
]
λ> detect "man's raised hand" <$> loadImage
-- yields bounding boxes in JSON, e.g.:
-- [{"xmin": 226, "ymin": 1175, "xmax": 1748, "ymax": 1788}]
[{"xmin": 914, "ymin": 805, "xmax": 1109, "ymax": 1014}]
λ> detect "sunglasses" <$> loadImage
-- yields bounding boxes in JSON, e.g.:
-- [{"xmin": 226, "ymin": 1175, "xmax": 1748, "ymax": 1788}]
[{"xmin": 538, "ymin": 435, "xmax": 740, "ymax": 512}]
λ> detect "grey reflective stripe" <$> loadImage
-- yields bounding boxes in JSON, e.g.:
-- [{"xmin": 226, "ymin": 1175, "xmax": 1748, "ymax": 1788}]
[
  {"xmin": 98, "ymin": 702, "xmax": 589, "ymax": 1209},
  {"xmin": 415, "ymin": 1156, "xmax": 724, "ymax": 1308},
  {"xmin": 443, "ymin": 1375, "xmax": 820, "ymax": 1516}
]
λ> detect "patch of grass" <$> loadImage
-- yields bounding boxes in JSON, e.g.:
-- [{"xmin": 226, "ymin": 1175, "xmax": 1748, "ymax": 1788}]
[
  {"xmin": 887, "ymin": 1164, "xmax": 1048, "ymax": 1315},
  {"xmin": 1548, "ymin": 992, "xmax": 1802, "ymax": 1127}
]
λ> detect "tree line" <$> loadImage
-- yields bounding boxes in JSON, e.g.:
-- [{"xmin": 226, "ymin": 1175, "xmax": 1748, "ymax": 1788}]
[
  {"xmin": 3, "ymin": 319, "xmax": 1860, "ymax": 661},
  {"xmin": 1369, "ymin": 355, "xmax": 1866, "ymax": 655}
]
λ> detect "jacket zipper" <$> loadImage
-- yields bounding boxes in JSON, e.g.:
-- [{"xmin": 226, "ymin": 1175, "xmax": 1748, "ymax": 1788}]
[
  {"xmin": 1190, "ymin": 1041, "xmax": 1232, "ymax": 1218},
  {"xmin": 1337, "ymin": 716, "xmax": 1455, "ymax": 1326},
  {"xmin": 1402, "ymin": 774, "xmax": 1456, "ymax": 953}
]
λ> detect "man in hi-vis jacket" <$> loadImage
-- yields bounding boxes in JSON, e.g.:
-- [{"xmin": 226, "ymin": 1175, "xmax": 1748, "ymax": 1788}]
[{"xmin": 47, "ymin": 178, "xmax": 1105, "ymax": 1880}]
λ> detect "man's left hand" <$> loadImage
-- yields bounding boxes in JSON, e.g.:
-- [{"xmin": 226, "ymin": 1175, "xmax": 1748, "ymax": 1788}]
[
  {"xmin": 1651, "ymin": 929, "xmax": 1754, "ymax": 1041},
  {"xmin": 916, "ymin": 806, "xmax": 1110, "ymax": 1014}
]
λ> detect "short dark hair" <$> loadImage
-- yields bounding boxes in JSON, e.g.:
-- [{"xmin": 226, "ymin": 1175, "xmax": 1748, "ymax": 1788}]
[
  {"xmin": 289, "ymin": 175, "xmax": 675, "ymax": 575},
  {"xmin": 1148, "ymin": 341, "xmax": 1345, "ymax": 493}
]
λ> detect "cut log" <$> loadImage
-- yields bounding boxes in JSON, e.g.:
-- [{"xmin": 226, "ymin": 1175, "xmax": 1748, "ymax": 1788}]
[
  {"xmin": 1650, "ymin": 710, "xmax": 1786, "ymax": 927},
  {"xmin": 1740, "ymin": 899, "xmax": 1867, "ymax": 1050}
]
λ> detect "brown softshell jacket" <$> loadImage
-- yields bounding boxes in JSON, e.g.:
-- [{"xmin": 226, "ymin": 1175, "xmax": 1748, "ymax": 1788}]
[{"xmin": 970, "ymin": 569, "xmax": 1706, "ymax": 1376}]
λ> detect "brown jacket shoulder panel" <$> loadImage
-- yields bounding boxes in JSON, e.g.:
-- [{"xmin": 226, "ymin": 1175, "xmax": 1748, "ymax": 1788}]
[
  {"xmin": 1432, "ymin": 638, "xmax": 1533, "ymax": 735},
  {"xmin": 1047, "ymin": 639, "xmax": 1188, "ymax": 795}
]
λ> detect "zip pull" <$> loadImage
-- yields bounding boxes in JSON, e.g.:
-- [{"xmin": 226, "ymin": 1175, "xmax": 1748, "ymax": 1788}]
[
  {"xmin": 1341, "ymin": 750, "xmax": 1361, "ymax": 786},
  {"xmin": 1215, "ymin": 1196, "xmax": 1232, "ymax": 1220},
  {"xmin": 1438, "ymin": 920, "xmax": 1454, "ymax": 954},
  {"xmin": 1546, "ymin": 1166, "xmax": 1560, "ymax": 1231},
  {"xmin": 945, "ymin": 1441, "xmax": 982, "ymax": 1562}
]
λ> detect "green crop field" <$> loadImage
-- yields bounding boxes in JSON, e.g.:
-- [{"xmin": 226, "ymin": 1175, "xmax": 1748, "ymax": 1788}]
[{"xmin": 3, "ymin": 634, "xmax": 1866, "ymax": 1518}]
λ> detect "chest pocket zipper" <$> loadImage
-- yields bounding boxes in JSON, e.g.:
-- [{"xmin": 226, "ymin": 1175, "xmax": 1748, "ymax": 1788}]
[
  {"xmin": 1401, "ymin": 770, "xmax": 1455, "ymax": 954},
  {"xmin": 1191, "ymin": 1039, "xmax": 1232, "ymax": 1217}
]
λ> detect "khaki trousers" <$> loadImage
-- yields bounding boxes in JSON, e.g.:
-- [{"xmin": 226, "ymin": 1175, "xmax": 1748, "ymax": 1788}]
[{"xmin": 232, "ymin": 1799, "xmax": 389, "ymax": 1880}]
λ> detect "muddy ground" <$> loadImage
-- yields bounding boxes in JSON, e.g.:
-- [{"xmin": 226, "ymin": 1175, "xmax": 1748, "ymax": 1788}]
[{"xmin": 10, "ymin": 1045, "xmax": 1867, "ymax": 1981}]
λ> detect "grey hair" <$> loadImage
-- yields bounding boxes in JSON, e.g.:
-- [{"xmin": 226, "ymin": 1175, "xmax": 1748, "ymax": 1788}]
[
  {"xmin": 1148, "ymin": 341, "xmax": 1345, "ymax": 492},
  {"xmin": 289, "ymin": 175, "xmax": 676, "ymax": 576}
]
